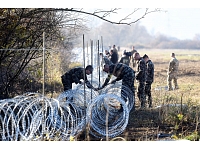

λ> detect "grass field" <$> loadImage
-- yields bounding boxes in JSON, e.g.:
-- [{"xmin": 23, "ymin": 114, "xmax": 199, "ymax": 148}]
[{"xmin": 116, "ymin": 48, "xmax": 200, "ymax": 141}]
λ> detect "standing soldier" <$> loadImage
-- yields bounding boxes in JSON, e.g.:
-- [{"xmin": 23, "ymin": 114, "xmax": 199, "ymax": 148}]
[
  {"xmin": 110, "ymin": 49, "xmax": 118, "ymax": 64},
  {"xmin": 167, "ymin": 53, "xmax": 179, "ymax": 91},
  {"xmin": 133, "ymin": 52, "xmax": 146, "ymax": 109},
  {"xmin": 119, "ymin": 50, "xmax": 130, "ymax": 66},
  {"xmin": 97, "ymin": 63, "xmax": 135, "ymax": 111},
  {"xmin": 61, "ymin": 65, "xmax": 97, "ymax": 94},
  {"xmin": 125, "ymin": 46, "xmax": 138, "ymax": 68},
  {"xmin": 111, "ymin": 45, "xmax": 119, "ymax": 63},
  {"xmin": 143, "ymin": 54, "xmax": 154, "ymax": 108},
  {"xmin": 131, "ymin": 46, "xmax": 138, "ymax": 68}
]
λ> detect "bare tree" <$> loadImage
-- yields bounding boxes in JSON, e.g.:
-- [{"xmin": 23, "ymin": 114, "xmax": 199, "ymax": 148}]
[{"xmin": 0, "ymin": 8, "xmax": 83, "ymax": 98}]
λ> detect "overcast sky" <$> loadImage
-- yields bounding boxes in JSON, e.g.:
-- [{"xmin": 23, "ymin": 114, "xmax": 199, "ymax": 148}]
[
  {"xmin": 85, "ymin": 8, "xmax": 200, "ymax": 40},
  {"xmin": 139, "ymin": 8, "xmax": 200, "ymax": 40},
  {"xmin": 3, "ymin": 0, "xmax": 200, "ymax": 40}
]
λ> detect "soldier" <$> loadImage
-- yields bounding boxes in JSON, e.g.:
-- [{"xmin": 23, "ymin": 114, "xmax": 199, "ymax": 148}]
[
  {"xmin": 105, "ymin": 49, "xmax": 111, "ymax": 58},
  {"xmin": 61, "ymin": 65, "xmax": 97, "ymax": 93},
  {"xmin": 123, "ymin": 46, "xmax": 137, "ymax": 68},
  {"xmin": 110, "ymin": 49, "xmax": 118, "ymax": 64},
  {"xmin": 99, "ymin": 52, "xmax": 113, "ymax": 66},
  {"xmin": 133, "ymin": 52, "xmax": 146, "ymax": 109},
  {"xmin": 119, "ymin": 50, "xmax": 130, "ymax": 66},
  {"xmin": 131, "ymin": 46, "xmax": 138, "ymax": 68},
  {"xmin": 167, "ymin": 53, "xmax": 179, "ymax": 91},
  {"xmin": 97, "ymin": 63, "xmax": 135, "ymax": 111},
  {"xmin": 110, "ymin": 45, "xmax": 119, "ymax": 64},
  {"xmin": 143, "ymin": 54, "xmax": 154, "ymax": 108},
  {"xmin": 112, "ymin": 44, "xmax": 118, "ymax": 53}
]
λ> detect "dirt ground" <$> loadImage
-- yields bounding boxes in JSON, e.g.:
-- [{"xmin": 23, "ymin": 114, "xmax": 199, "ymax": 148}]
[{"xmin": 77, "ymin": 103, "xmax": 197, "ymax": 141}]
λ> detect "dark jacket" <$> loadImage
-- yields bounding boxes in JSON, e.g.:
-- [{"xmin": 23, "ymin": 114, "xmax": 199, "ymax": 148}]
[
  {"xmin": 102, "ymin": 63, "xmax": 135, "ymax": 88},
  {"xmin": 119, "ymin": 55, "xmax": 130, "ymax": 66},
  {"xmin": 110, "ymin": 51, "xmax": 118, "ymax": 64},
  {"xmin": 145, "ymin": 59, "xmax": 154, "ymax": 83},
  {"xmin": 61, "ymin": 67, "xmax": 94, "ymax": 89},
  {"xmin": 135, "ymin": 57, "xmax": 146, "ymax": 82}
]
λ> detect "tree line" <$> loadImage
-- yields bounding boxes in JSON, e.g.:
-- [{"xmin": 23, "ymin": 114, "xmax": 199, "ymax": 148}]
[{"xmin": 86, "ymin": 22, "xmax": 200, "ymax": 50}]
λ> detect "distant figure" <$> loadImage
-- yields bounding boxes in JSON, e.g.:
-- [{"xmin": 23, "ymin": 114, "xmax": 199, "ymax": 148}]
[
  {"xmin": 99, "ymin": 52, "xmax": 113, "ymax": 66},
  {"xmin": 112, "ymin": 44, "xmax": 118, "ymax": 53},
  {"xmin": 119, "ymin": 50, "xmax": 130, "ymax": 66},
  {"xmin": 105, "ymin": 49, "xmax": 111, "ymax": 58},
  {"xmin": 130, "ymin": 46, "xmax": 138, "ymax": 68},
  {"xmin": 167, "ymin": 53, "xmax": 179, "ymax": 91},
  {"xmin": 111, "ymin": 45, "xmax": 119, "ymax": 63},
  {"xmin": 133, "ymin": 52, "xmax": 146, "ymax": 109},
  {"xmin": 143, "ymin": 54, "xmax": 154, "ymax": 108},
  {"xmin": 122, "ymin": 46, "xmax": 138, "ymax": 68},
  {"xmin": 110, "ymin": 49, "xmax": 118, "ymax": 64}
]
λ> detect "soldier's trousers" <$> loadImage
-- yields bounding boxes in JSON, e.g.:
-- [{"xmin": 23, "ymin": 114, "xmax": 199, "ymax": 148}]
[
  {"xmin": 137, "ymin": 82, "xmax": 146, "ymax": 108},
  {"xmin": 121, "ymin": 71, "xmax": 135, "ymax": 110},
  {"xmin": 61, "ymin": 75, "xmax": 72, "ymax": 91},
  {"xmin": 61, "ymin": 74, "xmax": 73, "ymax": 101},
  {"xmin": 145, "ymin": 82, "xmax": 152, "ymax": 107},
  {"xmin": 167, "ymin": 73, "xmax": 178, "ymax": 90}
]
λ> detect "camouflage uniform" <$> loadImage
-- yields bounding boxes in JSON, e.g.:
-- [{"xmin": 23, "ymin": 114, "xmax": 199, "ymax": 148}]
[
  {"xmin": 135, "ymin": 57, "xmax": 146, "ymax": 108},
  {"xmin": 102, "ymin": 56, "xmax": 113, "ymax": 66},
  {"xmin": 101, "ymin": 63, "xmax": 135, "ymax": 108},
  {"xmin": 119, "ymin": 55, "xmax": 130, "ymax": 66},
  {"xmin": 144, "ymin": 59, "xmax": 154, "ymax": 108},
  {"xmin": 61, "ymin": 67, "xmax": 95, "ymax": 91},
  {"xmin": 167, "ymin": 57, "xmax": 179, "ymax": 90}
]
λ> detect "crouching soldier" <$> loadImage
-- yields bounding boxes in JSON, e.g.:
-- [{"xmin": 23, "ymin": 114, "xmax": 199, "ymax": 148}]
[
  {"xmin": 61, "ymin": 65, "xmax": 97, "ymax": 94},
  {"xmin": 97, "ymin": 63, "xmax": 135, "ymax": 111}
]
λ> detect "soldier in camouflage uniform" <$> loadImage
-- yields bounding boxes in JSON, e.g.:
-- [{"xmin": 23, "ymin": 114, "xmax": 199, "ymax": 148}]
[
  {"xmin": 97, "ymin": 63, "xmax": 135, "ymax": 111},
  {"xmin": 124, "ymin": 46, "xmax": 137, "ymax": 68},
  {"xmin": 61, "ymin": 65, "xmax": 97, "ymax": 93},
  {"xmin": 167, "ymin": 53, "xmax": 179, "ymax": 91},
  {"xmin": 143, "ymin": 54, "xmax": 154, "ymax": 108},
  {"xmin": 100, "ymin": 52, "xmax": 113, "ymax": 66},
  {"xmin": 133, "ymin": 52, "xmax": 146, "ymax": 109},
  {"xmin": 119, "ymin": 50, "xmax": 130, "ymax": 66}
]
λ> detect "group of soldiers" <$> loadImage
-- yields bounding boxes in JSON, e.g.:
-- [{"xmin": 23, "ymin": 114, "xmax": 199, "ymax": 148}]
[{"xmin": 61, "ymin": 45, "xmax": 179, "ymax": 111}]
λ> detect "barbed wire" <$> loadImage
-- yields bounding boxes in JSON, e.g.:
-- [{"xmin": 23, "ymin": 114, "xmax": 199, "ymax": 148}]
[{"xmin": 0, "ymin": 82, "xmax": 135, "ymax": 141}]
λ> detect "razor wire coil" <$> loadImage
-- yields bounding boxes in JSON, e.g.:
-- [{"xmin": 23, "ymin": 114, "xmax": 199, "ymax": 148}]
[{"xmin": 0, "ymin": 81, "xmax": 134, "ymax": 141}]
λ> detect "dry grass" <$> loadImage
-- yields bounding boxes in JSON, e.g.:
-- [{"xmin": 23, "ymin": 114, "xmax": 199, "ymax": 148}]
[{"xmin": 84, "ymin": 49, "xmax": 200, "ymax": 141}]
